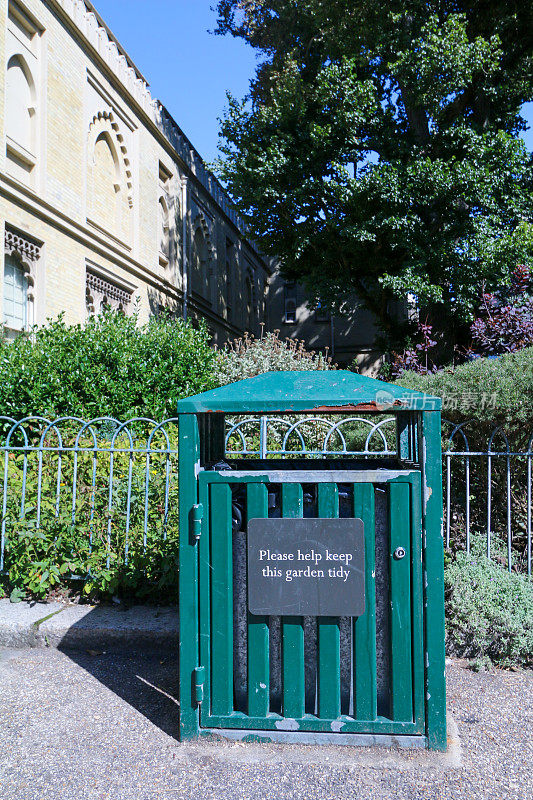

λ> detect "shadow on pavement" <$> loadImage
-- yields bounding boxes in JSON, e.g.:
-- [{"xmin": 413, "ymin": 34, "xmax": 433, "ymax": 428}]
[{"xmin": 57, "ymin": 611, "xmax": 179, "ymax": 740}]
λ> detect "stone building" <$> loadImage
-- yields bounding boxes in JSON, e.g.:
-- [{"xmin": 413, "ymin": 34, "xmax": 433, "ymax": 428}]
[
  {"xmin": 0, "ymin": 0, "xmax": 271, "ymax": 342},
  {"xmin": 267, "ymin": 274, "xmax": 382, "ymax": 371},
  {"xmin": 0, "ymin": 0, "xmax": 383, "ymax": 372}
]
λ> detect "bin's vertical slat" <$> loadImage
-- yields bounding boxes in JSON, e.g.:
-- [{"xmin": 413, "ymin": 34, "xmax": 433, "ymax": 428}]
[
  {"xmin": 389, "ymin": 482, "xmax": 413, "ymax": 721},
  {"xmin": 410, "ymin": 474, "xmax": 425, "ymax": 731},
  {"xmin": 210, "ymin": 482, "xmax": 233, "ymax": 716},
  {"xmin": 247, "ymin": 483, "xmax": 270, "ymax": 717},
  {"xmin": 317, "ymin": 483, "xmax": 341, "ymax": 719},
  {"xmin": 353, "ymin": 483, "xmax": 377, "ymax": 720},
  {"xmin": 281, "ymin": 483, "xmax": 305, "ymax": 719}
]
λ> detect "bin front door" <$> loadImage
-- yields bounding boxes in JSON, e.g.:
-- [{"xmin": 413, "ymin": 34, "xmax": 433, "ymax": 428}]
[{"xmin": 195, "ymin": 470, "xmax": 425, "ymax": 739}]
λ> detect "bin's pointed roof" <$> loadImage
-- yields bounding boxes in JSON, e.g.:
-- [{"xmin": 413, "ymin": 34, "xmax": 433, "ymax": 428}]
[{"xmin": 176, "ymin": 370, "xmax": 440, "ymax": 413}]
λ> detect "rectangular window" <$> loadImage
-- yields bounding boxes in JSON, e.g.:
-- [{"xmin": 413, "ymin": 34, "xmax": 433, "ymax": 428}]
[
  {"xmin": 283, "ymin": 281, "xmax": 297, "ymax": 324},
  {"xmin": 3, "ymin": 255, "xmax": 27, "ymax": 333}
]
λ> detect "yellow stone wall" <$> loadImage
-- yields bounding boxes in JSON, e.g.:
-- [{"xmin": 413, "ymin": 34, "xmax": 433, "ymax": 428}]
[{"xmin": 0, "ymin": 0, "xmax": 270, "ymax": 341}]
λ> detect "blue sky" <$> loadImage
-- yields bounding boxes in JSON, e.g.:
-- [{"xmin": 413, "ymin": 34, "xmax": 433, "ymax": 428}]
[
  {"xmin": 93, "ymin": 0, "xmax": 256, "ymax": 165},
  {"xmin": 94, "ymin": 0, "xmax": 533, "ymax": 164}
]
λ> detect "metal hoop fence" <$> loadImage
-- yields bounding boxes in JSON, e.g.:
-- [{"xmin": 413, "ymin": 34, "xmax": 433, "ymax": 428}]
[
  {"xmin": 0, "ymin": 414, "xmax": 531, "ymax": 578},
  {"xmin": 0, "ymin": 416, "xmax": 179, "ymax": 577}
]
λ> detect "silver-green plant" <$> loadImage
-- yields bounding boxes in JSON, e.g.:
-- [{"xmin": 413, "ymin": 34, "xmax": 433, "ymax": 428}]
[{"xmin": 214, "ymin": 327, "xmax": 333, "ymax": 386}]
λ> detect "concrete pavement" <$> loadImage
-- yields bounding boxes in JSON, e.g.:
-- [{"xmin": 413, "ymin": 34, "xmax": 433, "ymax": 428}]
[{"xmin": 0, "ymin": 646, "xmax": 531, "ymax": 800}]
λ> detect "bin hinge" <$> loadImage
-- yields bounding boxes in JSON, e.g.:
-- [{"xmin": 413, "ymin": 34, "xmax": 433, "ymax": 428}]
[
  {"xmin": 191, "ymin": 503, "xmax": 203, "ymax": 540},
  {"xmin": 193, "ymin": 666, "xmax": 205, "ymax": 705}
]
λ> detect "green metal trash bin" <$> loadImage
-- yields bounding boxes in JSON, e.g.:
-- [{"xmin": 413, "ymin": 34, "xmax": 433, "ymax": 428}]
[{"xmin": 177, "ymin": 371, "xmax": 446, "ymax": 750}]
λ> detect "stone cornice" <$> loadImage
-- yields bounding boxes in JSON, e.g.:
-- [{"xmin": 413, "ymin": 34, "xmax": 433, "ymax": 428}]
[{"xmin": 1, "ymin": 172, "xmax": 182, "ymax": 297}]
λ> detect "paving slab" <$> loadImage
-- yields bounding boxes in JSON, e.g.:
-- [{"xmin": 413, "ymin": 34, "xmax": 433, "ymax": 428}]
[
  {"xmin": 0, "ymin": 599, "xmax": 178, "ymax": 649},
  {"xmin": 0, "ymin": 647, "xmax": 530, "ymax": 800}
]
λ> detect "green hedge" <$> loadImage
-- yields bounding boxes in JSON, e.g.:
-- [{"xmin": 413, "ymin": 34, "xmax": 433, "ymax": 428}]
[
  {"xmin": 0, "ymin": 312, "xmax": 217, "ymax": 604},
  {"xmin": 396, "ymin": 346, "xmax": 533, "ymax": 436},
  {"xmin": 0, "ymin": 311, "xmax": 218, "ymax": 420}
]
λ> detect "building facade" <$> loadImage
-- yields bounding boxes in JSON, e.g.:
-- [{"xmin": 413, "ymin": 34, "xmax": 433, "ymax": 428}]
[
  {"xmin": 0, "ymin": 0, "xmax": 271, "ymax": 343},
  {"xmin": 0, "ymin": 0, "xmax": 383, "ymax": 373},
  {"xmin": 268, "ymin": 273, "xmax": 383, "ymax": 371}
]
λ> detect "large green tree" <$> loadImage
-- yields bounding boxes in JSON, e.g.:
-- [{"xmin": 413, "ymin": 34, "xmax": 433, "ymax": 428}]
[{"xmin": 215, "ymin": 1, "xmax": 533, "ymax": 347}]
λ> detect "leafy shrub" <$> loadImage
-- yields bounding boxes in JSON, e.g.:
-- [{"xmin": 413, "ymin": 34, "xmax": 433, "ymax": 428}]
[
  {"xmin": 444, "ymin": 550, "xmax": 533, "ymax": 668},
  {"xmin": 0, "ymin": 311, "xmax": 218, "ymax": 420},
  {"xmin": 470, "ymin": 265, "xmax": 533, "ymax": 356},
  {"xmin": 3, "ymin": 513, "xmax": 179, "ymax": 604},
  {"xmin": 214, "ymin": 329, "xmax": 333, "ymax": 385},
  {"xmin": 396, "ymin": 345, "xmax": 533, "ymax": 432}
]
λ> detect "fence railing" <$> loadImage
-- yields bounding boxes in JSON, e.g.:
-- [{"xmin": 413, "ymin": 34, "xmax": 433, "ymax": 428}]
[
  {"xmin": 0, "ymin": 416, "xmax": 179, "ymax": 575},
  {"xmin": 1, "ymin": 415, "xmax": 531, "ymax": 577},
  {"xmin": 443, "ymin": 421, "xmax": 532, "ymax": 576},
  {"xmin": 225, "ymin": 415, "xmax": 532, "ymax": 575}
]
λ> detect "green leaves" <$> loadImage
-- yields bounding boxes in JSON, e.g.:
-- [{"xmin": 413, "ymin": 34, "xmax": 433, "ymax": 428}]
[
  {"xmin": 445, "ymin": 548, "xmax": 533, "ymax": 668},
  {"xmin": 0, "ymin": 310, "xmax": 218, "ymax": 420},
  {"xmin": 389, "ymin": 13, "xmax": 502, "ymax": 125},
  {"xmin": 214, "ymin": 0, "xmax": 533, "ymax": 349}
]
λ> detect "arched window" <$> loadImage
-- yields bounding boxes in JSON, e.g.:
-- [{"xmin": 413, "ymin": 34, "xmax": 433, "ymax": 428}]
[
  {"xmin": 191, "ymin": 227, "xmax": 210, "ymax": 301},
  {"xmin": 4, "ymin": 227, "xmax": 40, "ymax": 337},
  {"xmin": 6, "ymin": 54, "xmax": 36, "ymax": 155},
  {"xmin": 92, "ymin": 132, "xmax": 119, "ymax": 232},
  {"xmin": 88, "ymin": 114, "xmax": 133, "ymax": 245},
  {"xmin": 158, "ymin": 196, "xmax": 170, "ymax": 263},
  {"xmin": 3, "ymin": 254, "xmax": 27, "ymax": 336}
]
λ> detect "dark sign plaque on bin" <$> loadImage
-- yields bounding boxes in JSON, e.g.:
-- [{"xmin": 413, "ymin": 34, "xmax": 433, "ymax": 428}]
[{"xmin": 247, "ymin": 518, "xmax": 365, "ymax": 617}]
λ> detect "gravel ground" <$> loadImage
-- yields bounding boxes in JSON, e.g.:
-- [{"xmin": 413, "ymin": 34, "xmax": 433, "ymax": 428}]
[{"xmin": 0, "ymin": 646, "xmax": 531, "ymax": 800}]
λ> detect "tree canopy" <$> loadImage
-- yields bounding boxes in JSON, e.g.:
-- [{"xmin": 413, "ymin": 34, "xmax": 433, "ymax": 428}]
[{"xmin": 214, "ymin": 1, "xmax": 533, "ymax": 347}]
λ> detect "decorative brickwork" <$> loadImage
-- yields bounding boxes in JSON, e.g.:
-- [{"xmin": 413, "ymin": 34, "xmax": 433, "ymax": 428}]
[
  {"xmin": 86, "ymin": 269, "xmax": 132, "ymax": 313},
  {"xmin": 4, "ymin": 227, "xmax": 41, "ymax": 264}
]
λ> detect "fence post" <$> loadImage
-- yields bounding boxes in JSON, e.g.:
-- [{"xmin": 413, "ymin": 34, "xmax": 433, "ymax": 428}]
[{"xmin": 259, "ymin": 415, "xmax": 267, "ymax": 459}]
